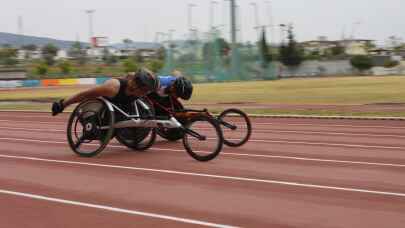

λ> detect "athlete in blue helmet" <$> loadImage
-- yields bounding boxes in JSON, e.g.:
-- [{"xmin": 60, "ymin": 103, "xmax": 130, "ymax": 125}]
[{"xmin": 156, "ymin": 70, "xmax": 193, "ymax": 100}]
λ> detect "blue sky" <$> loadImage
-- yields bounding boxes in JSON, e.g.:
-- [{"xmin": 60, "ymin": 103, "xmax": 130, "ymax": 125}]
[{"xmin": 1, "ymin": 0, "xmax": 403, "ymax": 45}]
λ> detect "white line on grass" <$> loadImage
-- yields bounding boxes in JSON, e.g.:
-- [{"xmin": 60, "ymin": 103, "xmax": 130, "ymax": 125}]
[
  {"xmin": 1, "ymin": 154, "xmax": 405, "ymax": 198},
  {"xmin": 0, "ymin": 189, "xmax": 236, "ymax": 228}
]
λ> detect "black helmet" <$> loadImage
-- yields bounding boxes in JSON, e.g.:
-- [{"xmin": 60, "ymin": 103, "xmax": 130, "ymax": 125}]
[
  {"xmin": 134, "ymin": 68, "xmax": 159, "ymax": 92},
  {"xmin": 173, "ymin": 77, "xmax": 193, "ymax": 100}
]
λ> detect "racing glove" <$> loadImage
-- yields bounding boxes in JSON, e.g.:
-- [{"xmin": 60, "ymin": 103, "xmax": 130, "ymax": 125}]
[{"xmin": 52, "ymin": 99, "xmax": 65, "ymax": 116}]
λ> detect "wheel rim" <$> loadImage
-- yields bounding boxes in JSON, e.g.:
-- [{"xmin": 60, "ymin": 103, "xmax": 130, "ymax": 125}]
[
  {"xmin": 183, "ymin": 117, "xmax": 222, "ymax": 160},
  {"xmin": 219, "ymin": 109, "xmax": 251, "ymax": 147},
  {"xmin": 68, "ymin": 99, "xmax": 113, "ymax": 156}
]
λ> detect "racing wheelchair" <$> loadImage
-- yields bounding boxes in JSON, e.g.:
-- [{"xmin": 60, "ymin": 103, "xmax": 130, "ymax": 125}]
[
  {"xmin": 146, "ymin": 93, "xmax": 252, "ymax": 148},
  {"xmin": 66, "ymin": 97, "xmax": 224, "ymax": 161}
]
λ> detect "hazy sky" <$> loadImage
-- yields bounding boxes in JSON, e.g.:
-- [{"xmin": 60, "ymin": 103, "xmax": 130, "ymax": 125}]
[{"xmin": 0, "ymin": 0, "xmax": 403, "ymax": 45}]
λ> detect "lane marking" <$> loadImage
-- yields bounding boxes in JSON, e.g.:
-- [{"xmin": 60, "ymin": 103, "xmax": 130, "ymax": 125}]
[
  {"xmin": 0, "ymin": 126, "xmax": 64, "ymax": 132},
  {"xmin": 0, "ymin": 125, "xmax": 404, "ymax": 150},
  {"xmin": 0, "ymin": 189, "xmax": 236, "ymax": 228},
  {"xmin": 1, "ymin": 154, "xmax": 405, "ymax": 198},
  {"xmin": 1, "ymin": 137, "xmax": 405, "ymax": 168},
  {"xmin": 247, "ymin": 129, "xmax": 405, "ymax": 138},
  {"xmin": 246, "ymin": 122, "xmax": 405, "ymax": 129},
  {"xmin": 3, "ymin": 126, "xmax": 405, "ymax": 139},
  {"xmin": 1, "ymin": 118, "xmax": 405, "ymax": 129},
  {"xmin": 226, "ymin": 139, "xmax": 404, "ymax": 150}
]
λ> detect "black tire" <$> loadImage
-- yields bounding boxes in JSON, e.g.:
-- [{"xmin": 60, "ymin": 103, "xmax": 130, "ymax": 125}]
[
  {"xmin": 156, "ymin": 128, "xmax": 185, "ymax": 141},
  {"xmin": 67, "ymin": 99, "xmax": 114, "ymax": 157},
  {"xmin": 183, "ymin": 115, "xmax": 223, "ymax": 162},
  {"xmin": 218, "ymin": 108, "xmax": 252, "ymax": 147},
  {"xmin": 115, "ymin": 128, "xmax": 157, "ymax": 151},
  {"xmin": 115, "ymin": 98, "xmax": 156, "ymax": 151}
]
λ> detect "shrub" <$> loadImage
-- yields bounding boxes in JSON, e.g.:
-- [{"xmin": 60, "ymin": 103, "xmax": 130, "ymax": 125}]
[
  {"xmin": 147, "ymin": 60, "xmax": 164, "ymax": 73},
  {"xmin": 36, "ymin": 64, "xmax": 48, "ymax": 75},
  {"xmin": 350, "ymin": 55, "xmax": 374, "ymax": 72},
  {"xmin": 383, "ymin": 59, "xmax": 399, "ymax": 68},
  {"xmin": 122, "ymin": 59, "xmax": 138, "ymax": 72},
  {"xmin": 58, "ymin": 61, "xmax": 72, "ymax": 74}
]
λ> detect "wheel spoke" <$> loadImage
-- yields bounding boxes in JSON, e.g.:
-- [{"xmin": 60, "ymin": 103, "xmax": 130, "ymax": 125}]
[{"xmin": 74, "ymin": 136, "xmax": 85, "ymax": 149}]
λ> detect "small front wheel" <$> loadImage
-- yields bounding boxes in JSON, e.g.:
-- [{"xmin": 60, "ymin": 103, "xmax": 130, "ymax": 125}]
[
  {"xmin": 183, "ymin": 116, "xmax": 223, "ymax": 162},
  {"xmin": 218, "ymin": 108, "xmax": 252, "ymax": 147}
]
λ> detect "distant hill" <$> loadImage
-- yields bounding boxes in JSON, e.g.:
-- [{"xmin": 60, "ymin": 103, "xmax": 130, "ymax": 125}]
[
  {"xmin": 0, "ymin": 32, "xmax": 88, "ymax": 49},
  {"xmin": 0, "ymin": 32, "xmax": 164, "ymax": 50}
]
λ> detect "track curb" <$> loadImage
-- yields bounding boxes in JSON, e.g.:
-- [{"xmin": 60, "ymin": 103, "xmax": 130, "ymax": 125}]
[{"xmin": 0, "ymin": 110, "xmax": 404, "ymax": 121}]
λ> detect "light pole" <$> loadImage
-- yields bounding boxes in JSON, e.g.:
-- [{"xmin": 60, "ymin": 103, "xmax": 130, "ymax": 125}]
[
  {"xmin": 85, "ymin": 9, "xmax": 95, "ymax": 47},
  {"xmin": 188, "ymin": 3, "xmax": 197, "ymax": 37},
  {"xmin": 168, "ymin": 29, "xmax": 176, "ymax": 42},
  {"xmin": 210, "ymin": 1, "xmax": 219, "ymax": 31},
  {"xmin": 265, "ymin": 1, "xmax": 275, "ymax": 45},
  {"xmin": 230, "ymin": 0, "xmax": 239, "ymax": 79},
  {"xmin": 250, "ymin": 2, "xmax": 260, "ymax": 37},
  {"xmin": 279, "ymin": 23, "xmax": 286, "ymax": 45},
  {"xmin": 350, "ymin": 20, "xmax": 362, "ymax": 40}
]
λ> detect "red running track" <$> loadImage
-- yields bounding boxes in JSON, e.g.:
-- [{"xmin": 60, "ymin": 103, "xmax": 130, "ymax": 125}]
[{"xmin": 0, "ymin": 111, "xmax": 405, "ymax": 227}]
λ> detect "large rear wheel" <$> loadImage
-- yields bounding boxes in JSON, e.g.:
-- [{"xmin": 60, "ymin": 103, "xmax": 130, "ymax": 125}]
[
  {"xmin": 115, "ymin": 98, "xmax": 156, "ymax": 151},
  {"xmin": 67, "ymin": 99, "xmax": 114, "ymax": 157}
]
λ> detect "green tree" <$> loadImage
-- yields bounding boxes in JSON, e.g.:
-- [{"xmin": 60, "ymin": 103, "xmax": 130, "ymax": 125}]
[
  {"xmin": 383, "ymin": 59, "xmax": 399, "ymax": 68},
  {"xmin": 350, "ymin": 55, "xmax": 374, "ymax": 72},
  {"xmin": 279, "ymin": 25, "xmax": 303, "ymax": 66},
  {"xmin": 0, "ymin": 48, "xmax": 18, "ymax": 66},
  {"xmin": 330, "ymin": 45, "xmax": 345, "ymax": 56},
  {"xmin": 156, "ymin": 47, "xmax": 166, "ymax": 60},
  {"xmin": 122, "ymin": 58, "xmax": 138, "ymax": 72},
  {"xmin": 58, "ymin": 60, "xmax": 72, "ymax": 74},
  {"xmin": 258, "ymin": 28, "xmax": 272, "ymax": 68},
  {"xmin": 68, "ymin": 41, "xmax": 87, "ymax": 65},
  {"xmin": 36, "ymin": 63, "xmax": 48, "ymax": 75},
  {"xmin": 147, "ymin": 59, "xmax": 164, "ymax": 72},
  {"xmin": 41, "ymin": 44, "xmax": 59, "ymax": 66}
]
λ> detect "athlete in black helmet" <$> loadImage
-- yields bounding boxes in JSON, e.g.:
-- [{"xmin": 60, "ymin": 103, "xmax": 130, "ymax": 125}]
[
  {"xmin": 51, "ymin": 68, "xmax": 159, "ymax": 116},
  {"xmin": 172, "ymin": 76, "xmax": 193, "ymax": 100},
  {"xmin": 156, "ymin": 71, "xmax": 193, "ymax": 100}
]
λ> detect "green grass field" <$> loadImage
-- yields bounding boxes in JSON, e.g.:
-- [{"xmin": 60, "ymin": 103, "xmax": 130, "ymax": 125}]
[{"xmin": 1, "ymin": 75, "xmax": 405, "ymax": 117}]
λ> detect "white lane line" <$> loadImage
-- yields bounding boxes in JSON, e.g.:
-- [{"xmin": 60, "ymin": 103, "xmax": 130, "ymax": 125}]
[
  {"xmin": 1, "ymin": 118, "xmax": 405, "ymax": 129},
  {"xmin": 153, "ymin": 147, "xmax": 405, "ymax": 168},
  {"xmin": 236, "ymin": 139, "xmax": 404, "ymax": 150},
  {"xmin": 0, "ymin": 119, "xmax": 65, "ymax": 124},
  {"xmin": 1, "ymin": 137, "xmax": 405, "ymax": 168},
  {"xmin": 1, "ymin": 154, "xmax": 405, "ymax": 198},
  {"xmin": 4, "ymin": 125, "xmax": 405, "ymax": 139},
  {"xmin": 246, "ymin": 122, "xmax": 405, "ymax": 129},
  {"xmin": 4, "ymin": 126, "xmax": 405, "ymax": 138},
  {"xmin": 249, "ymin": 129, "xmax": 405, "ymax": 138},
  {"xmin": 1, "ymin": 124, "xmax": 404, "ymax": 150},
  {"xmin": 220, "ymin": 152, "xmax": 405, "ymax": 168},
  {"xmin": 0, "ymin": 126, "xmax": 64, "ymax": 132},
  {"xmin": 0, "ymin": 189, "xmax": 236, "ymax": 228}
]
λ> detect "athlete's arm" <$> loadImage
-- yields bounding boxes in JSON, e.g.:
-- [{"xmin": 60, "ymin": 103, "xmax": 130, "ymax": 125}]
[{"xmin": 62, "ymin": 79, "xmax": 119, "ymax": 107}]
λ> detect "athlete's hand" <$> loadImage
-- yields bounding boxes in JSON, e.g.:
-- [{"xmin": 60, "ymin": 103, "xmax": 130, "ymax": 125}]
[{"xmin": 52, "ymin": 99, "xmax": 65, "ymax": 116}]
